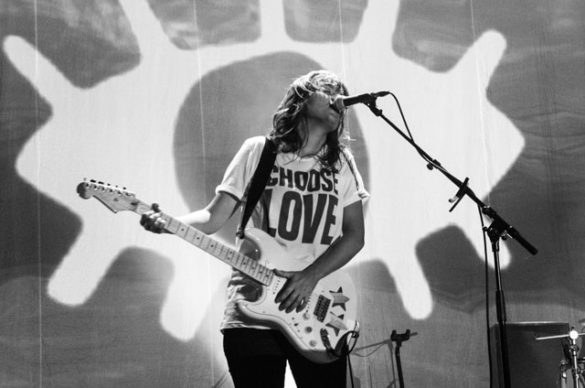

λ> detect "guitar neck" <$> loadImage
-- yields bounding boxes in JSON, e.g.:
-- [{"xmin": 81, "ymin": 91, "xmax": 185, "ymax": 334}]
[{"xmin": 131, "ymin": 200, "xmax": 273, "ymax": 286}]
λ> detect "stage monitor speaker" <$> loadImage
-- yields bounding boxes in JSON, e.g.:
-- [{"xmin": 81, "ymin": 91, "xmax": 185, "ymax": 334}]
[{"xmin": 490, "ymin": 321, "xmax": 569, "ymax": 388}]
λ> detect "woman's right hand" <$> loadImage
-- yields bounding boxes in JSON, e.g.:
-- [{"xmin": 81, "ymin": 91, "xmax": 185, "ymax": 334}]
[{"xmin": 139, "ymin": 203, "xmax": 167, "ymax": 234}]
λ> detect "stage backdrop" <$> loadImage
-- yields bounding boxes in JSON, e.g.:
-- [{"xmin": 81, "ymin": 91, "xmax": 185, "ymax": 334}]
[{"xmin": 1, "ymin": 0, "xmax": 584, "ymax": 387}]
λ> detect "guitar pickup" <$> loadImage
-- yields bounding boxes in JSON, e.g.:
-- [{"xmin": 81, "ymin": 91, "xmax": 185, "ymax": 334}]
[{"xmin": 314, "ymin": 295, "xmax": 331, "ymax": 322}]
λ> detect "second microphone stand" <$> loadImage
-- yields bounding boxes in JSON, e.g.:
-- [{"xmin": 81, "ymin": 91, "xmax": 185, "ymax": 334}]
[
  {"xmin": 536, "ymin": 327, "xmax": 585, "ymax": 388},
  {"xmin": 391, "ymin": 329, "xmax": 417, "ymax": 388}
]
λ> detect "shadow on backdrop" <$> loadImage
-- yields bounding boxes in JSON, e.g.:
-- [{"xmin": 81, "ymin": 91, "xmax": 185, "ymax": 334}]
[{"xmin": 394, "ymin": 0, "xmax": 585, "ymax": 308}]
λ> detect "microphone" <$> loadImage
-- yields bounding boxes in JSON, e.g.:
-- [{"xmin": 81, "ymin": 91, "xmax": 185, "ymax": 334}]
[{"xmin": 331, "ymin": 91, "xmax": 390, "ymax": 111}]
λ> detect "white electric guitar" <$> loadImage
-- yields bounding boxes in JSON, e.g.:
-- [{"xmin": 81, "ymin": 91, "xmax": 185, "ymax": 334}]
[{"xmin": 77, "ymin": 179, "xmax": 360, "ymax": 363}]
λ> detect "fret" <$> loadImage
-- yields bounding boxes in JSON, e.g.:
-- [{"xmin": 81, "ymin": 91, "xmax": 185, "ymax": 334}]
[
  {"xmin": 185, "ymin": 227, "xmax": 196, "ymax": 243},
  {"xmin": 250, "ymin": 262, "xmax": 262, "ymax": 281},
  {"xmin": 214, "ymin": 244, "xmax": 228, "ymax": 261},
  {"xmin": 249, "ymin": 260, "xmax": 258, "ymax": 278},
  {"xmin": 254, "ymin": 263, "xmax": 265, "ymax": 283},
  {"xmin": 224, "ymin": 247, "xmax": 236, "ymax": 263},
  {"xmin": 213, "ymin": 241, "xmax": 224, "ymax": 259},
  {"xmin": 256, "ymin": 265, "xmax": 267, "ymax": 283},
  {"xmin": 240, "ymin": 256, "xmax": 250, "ymax": 273},
  {"xmin": 239, "ymin": 254, "xmax": 250, "ymax": 271},
  {"xmin": 232, "ymin": 252, "xmax": 243, "ymax": 268},
  {"xmin": 175, "ymin": 222, "xmax": 188, "ymax": 238},
  {"xmin": 211, "ymin": 242, "xmax": 222, "ymax": 259},
  {"xmin": 167, "ymin": 217, "xmax": 180, "ymax": 234},
  {"xmin": 207, "ymin": 240, "xmax": 216, "ymax": 255},
  {"xmin": 162, "ymin": 214, "xmax": 178, "ymax": 234},
  {"xmin": 191, "ymin": 232, "xmax": 203, "ymax": 247},
  {"xmin": 261, "ymin": 265, "xmax": 270, "ymax": 282},
  {"xmin": 214, "ymin": 244, "xmax": 224, "ymax": 260},
  {"xmin": 265, "ymin": 270, "xmax": 273, "ymax": 284},
  {"xmin": 225, "ymin": 249, "xmax": 235, "ymax": 264},
  {"xmin": 246, "ymin": 259, "xmax": 255, "ymax": 275},
  {"xmin": 251, "ymin": 271, "xmax": 262, "ymax": 283},
  {"xmin": 199, "ymin": 235, "xmax": 211, "ymax": 251}
]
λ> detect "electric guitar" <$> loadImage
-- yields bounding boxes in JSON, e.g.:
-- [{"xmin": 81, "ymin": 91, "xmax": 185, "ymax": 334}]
[{"xmin": 77, "ymin": 179, "xmax": 360, "ymax": 363}]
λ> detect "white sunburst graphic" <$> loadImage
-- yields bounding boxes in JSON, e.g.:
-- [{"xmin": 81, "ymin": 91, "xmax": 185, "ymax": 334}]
[{"xmin": 5, "ymin": 0, "xmax": 522, "ymax": 349}]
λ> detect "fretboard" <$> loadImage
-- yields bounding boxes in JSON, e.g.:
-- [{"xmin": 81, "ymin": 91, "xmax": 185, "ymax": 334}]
[
  {"xmin": 168, "ymin": 217, "xmax": 275, "ymax": 285},
  {"xmin": 131, "ymin": 200, "xmax": 273, "ymax": 285}
]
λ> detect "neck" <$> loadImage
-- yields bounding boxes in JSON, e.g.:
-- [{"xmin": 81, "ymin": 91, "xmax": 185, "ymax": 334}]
[{"xmin": 299, "ymin": 119, "xmax": 329, "ymax": 157}]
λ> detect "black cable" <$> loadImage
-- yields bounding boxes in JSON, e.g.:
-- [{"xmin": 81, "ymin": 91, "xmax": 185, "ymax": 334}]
[
  {"xmin": 347, "ymin": 353, "xmax": 356, "ymax": 388},
  {"xmin": 328, "ymin": 330, "xmax": 360, "ymax": 359},
  {"xmin": 337, "ymin": 330, "xmax": 359, "ymax": 388},
  {"xmin": 322, "ymin": 329, "xmax": 359, "ymax": 387},
  {"xmin": 478, "ymin": 204, "xmax": 494, "ymax": 388},
  {"xmin": 387, "ymin": 92, "xmax": 449, "ymax": 173},
  {"xmin": 388, "ymin": 92, "xmax": 416, "ymax": 142}
]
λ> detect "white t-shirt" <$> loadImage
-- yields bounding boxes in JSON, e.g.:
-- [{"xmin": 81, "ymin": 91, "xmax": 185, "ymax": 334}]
[{"xmin": 217, "ymin": 136, "xmax": 369, "ymax": 330}]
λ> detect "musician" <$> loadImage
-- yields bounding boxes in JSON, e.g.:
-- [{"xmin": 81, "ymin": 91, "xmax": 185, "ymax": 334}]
[{"xmin": 141, "ymin": 70, "xmax": 368, "ymax": 387}]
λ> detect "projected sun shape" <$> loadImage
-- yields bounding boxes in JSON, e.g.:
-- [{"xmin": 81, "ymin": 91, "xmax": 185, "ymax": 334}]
[{"xmin": 6, "ymin": 0, "xmax": 523, "ymax": 340}]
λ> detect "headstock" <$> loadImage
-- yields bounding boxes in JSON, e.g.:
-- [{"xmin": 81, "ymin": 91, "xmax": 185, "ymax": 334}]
[{"xmin": 77, "ymin": 179, "xmax": 138, "ymax": 213}]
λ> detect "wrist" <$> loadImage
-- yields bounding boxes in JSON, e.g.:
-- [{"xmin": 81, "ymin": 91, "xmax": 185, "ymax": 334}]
[{"xmin": 303, "ymin": 264, "xmax": 324, "ymax": 282}]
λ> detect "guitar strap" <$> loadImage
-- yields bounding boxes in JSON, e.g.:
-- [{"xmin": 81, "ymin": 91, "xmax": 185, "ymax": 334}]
[{"xmin": 236, "ymin": 137, "xmax": 277, "ymax": 239}]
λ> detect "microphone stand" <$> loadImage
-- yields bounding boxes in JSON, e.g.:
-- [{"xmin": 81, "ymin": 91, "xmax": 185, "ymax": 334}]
[
  {"xmin": 535, "ymin": 327, "xmax": 585, "ymax": 388},
  {"xmin": 360, "ymin": 95, "xmax": 538, "ymax": 388},
  {"xmin": 391, "ymin": 329, "xmax": 417, "ymax": 388}
]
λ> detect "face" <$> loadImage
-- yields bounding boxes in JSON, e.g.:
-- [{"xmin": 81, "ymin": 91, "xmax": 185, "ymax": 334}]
[{"xmin": 304, "ymin": 85, "xmax": 344, "ymax": 132}]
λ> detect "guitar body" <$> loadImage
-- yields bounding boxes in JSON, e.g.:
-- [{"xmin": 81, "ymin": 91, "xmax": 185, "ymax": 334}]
[
  {"xmin": 76, "ymin": 180, "xmax": 359, "ymax": 364},
  {"xmin": 237, "ymin": 228, "xmax": 359, "ymax": 364}
]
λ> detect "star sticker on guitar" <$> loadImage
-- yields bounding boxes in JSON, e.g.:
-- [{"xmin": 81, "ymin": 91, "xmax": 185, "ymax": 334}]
[
  {"xmin": 329, "ymin": 287, "xmax": 350, "ymax": 311},
  {"xmin": 326, "ymin": 313, "xmax": 348, "ymax": 336}
]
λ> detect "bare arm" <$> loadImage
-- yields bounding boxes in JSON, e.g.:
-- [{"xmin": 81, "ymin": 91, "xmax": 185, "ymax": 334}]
[
  {"xmin": 275, "ymin": 200, "xmax": 365, "ymax": 313},
  {"xmin": 177, "ymin": 192, "xmax": 240, "ymax": 234},
  {"xmin": 140, "ymin": 191, "xmax": 240, "ymax": 235}
]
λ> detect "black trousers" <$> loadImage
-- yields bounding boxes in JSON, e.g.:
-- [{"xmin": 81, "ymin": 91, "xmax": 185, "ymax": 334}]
[{"xmin": 223, "ymin": 328, "xmax": 347, "ymax": 388}]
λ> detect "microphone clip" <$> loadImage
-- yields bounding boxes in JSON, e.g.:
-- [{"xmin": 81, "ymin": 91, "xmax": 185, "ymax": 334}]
[
  {"xmin": 448, "ymin": 177, "xmax": 469, "ymax": 212},
  {"xmin": 363, "ymin": 91, "xmax": 390, "ymax": 109}
]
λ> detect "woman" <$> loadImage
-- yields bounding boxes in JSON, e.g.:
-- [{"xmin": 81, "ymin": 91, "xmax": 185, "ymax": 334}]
[{"xmin": 142, "ymin": 70, "xmax": 368, "ymax": 387}]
